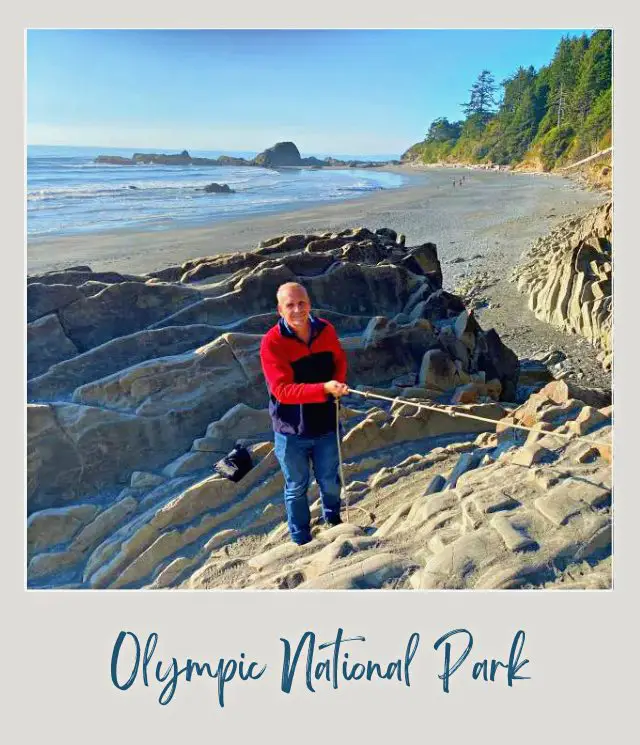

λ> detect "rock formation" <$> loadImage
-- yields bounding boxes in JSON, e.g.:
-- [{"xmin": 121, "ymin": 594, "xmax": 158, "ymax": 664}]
[
  {"xmin": 94, "ymin": 142, "xmax": 392, "ymax": 169},
  {"xmin": 26, "ymin": 226, "xmax": 611, "ymax": 590},
  {"xmin": 184, "ymin": 381, "xmax": 611, "ymax": 590},
  {"xmin": 202, "ymin": 183, "xmax": 235, "ymax": 193},
  {"xmin": 511, "ymin": 201, "xmax": 612, "ymax": 371},
  {"xmin": 252, "ymin": 141, "xmax": 303, "ymax": 168}
]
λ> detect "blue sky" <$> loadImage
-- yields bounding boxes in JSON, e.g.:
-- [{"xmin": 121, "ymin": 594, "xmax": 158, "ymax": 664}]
[{"xmin": 27, "ymin": 29, "xmax": 594, "ymax": 158}]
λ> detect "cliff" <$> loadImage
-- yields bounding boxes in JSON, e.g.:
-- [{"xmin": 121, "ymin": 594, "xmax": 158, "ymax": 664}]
[{"xmin": 511, "ymin": 201, "xmax": 612, "ymax": 371}]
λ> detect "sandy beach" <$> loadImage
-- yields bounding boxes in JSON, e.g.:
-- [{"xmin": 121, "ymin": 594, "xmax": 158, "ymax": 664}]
[
  {"xmin": 28, "ymin": 165, "xmax": 608, "ymax": 385},
  {"xmin": 28, "ymin": 166, "xmax": 602, "ymax": 277}
]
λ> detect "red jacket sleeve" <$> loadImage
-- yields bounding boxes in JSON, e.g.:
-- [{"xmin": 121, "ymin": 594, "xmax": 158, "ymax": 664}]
[{"xmin": 260, "ymin": 334, "xmax": 328, "ymax": 404}]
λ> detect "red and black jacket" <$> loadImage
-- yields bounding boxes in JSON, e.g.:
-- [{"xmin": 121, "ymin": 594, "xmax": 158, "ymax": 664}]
[{"xmin": 260, "ymin": 316, "xmax": 348, "ymax": 437}]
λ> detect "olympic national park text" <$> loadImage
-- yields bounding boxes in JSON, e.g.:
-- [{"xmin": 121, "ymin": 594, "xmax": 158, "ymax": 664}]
[{"xmin": 109, "ymin": 628, "xmax": 530, "ymax": 707}]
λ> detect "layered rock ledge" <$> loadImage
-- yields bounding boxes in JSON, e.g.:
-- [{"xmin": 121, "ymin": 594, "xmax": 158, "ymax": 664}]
[
  {"xmin": 26, "ymin": 226, "xmax": 611, "ymax": 589},
  {"xmin": 511, "ymin": 201, "xmax": 612, "ymax": 371}
]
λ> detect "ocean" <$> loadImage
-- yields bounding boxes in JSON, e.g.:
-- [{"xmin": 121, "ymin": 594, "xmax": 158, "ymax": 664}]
[{"xmin": 27, "ymin": 145, "xmax": 409, "ymax": 238}]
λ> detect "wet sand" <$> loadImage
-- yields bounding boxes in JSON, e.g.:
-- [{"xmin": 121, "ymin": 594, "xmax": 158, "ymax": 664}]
[
  {"xmin": 28, "ymin": 166, "xmax": 609, "ymax": 386},
  {"xmin": 27, "ymin": 166, "xmax": 603, "ymax": 278}
]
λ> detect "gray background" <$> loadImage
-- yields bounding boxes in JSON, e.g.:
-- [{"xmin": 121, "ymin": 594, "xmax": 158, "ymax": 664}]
[{"xmin": 6, "ymin": 3, "xmax": 637, "ymax": 742}]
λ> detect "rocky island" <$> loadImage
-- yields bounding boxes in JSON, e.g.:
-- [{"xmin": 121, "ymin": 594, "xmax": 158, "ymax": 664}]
[{"xmin": 95, "ymin": 141, "xmax": 398, "ymax": 169}]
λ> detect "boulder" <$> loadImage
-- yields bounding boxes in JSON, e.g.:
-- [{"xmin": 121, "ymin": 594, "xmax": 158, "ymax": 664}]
[
  {"xmin": 401, "ymin": 242, "xmax": 443, "ymax": 286},
  {"xmin": 362, "ymin": 317, "xmax": 398, "ymax": 347},
  {"xmin": 437, "ymin": 325, "xmax": 470, "ymax": 369},
  {"xmin": 78, "ymin": 280, "xmax": 111, "ymax": 297},
  {"xmin": 454, "ymin": 309, "xmax": 481, "ymax": 350},
  {"xmin": 375, "ymin": 228, "xmax": 397, "ymax": 242},
  {"xmin": 203, "ymin": 182, "xmax": 235, "ymax": 194},
  {"xmin": 418, "ymin": 349, "xmax": 458, "ymax": 391},
  {"xmin": 471, "ymin": 329, "xmax": 520, "ymax": 401},
  {"xmin": 253, "ymin": 141, "xmax": 302, "ymax": 168},
  {"xmin": 421, "ymin": 289, "xmax": 466, "ymax": 321},
  {"xmin": 539, "ymin": 380, "xmax": 611, "ymax": 409}
]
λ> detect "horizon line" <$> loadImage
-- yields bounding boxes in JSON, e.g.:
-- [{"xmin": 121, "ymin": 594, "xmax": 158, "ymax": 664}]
[{"xmin": 27, "ymin": 143, "xmax": 402, "ymax": 159}]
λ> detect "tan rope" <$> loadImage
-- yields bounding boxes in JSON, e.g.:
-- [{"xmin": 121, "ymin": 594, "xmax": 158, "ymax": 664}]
[
  {"xmin": 346, "ymin": 387, "xmax": 611, "ymax": 450},
  {"xmin": 336, "ymin": 397, "xmax": 349, "ymax": 523}
]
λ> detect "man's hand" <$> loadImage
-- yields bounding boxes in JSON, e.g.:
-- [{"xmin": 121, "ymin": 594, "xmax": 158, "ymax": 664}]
[{"xmin": 323, "ymin": 380, "xmax": 349, "ymax": 398}]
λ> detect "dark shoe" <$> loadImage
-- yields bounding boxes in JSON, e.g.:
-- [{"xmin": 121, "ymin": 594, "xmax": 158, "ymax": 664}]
[
  {"xmin": 293, "ymin": 534, "xmax": 313, "ymax": 546},
  {"xmin": 326, "ymin": 516, "xmax": 342, "ymax": 527}
]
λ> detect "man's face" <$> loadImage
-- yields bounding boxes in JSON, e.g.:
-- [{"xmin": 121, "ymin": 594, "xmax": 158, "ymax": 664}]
[{"xmin": 278, "ymin": 286, "xmax": 311, "ymax": 330}]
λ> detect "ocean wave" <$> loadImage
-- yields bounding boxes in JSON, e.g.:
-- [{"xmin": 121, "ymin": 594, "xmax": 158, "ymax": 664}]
[
  {"xmin": 26, "ymin": 180, "xmax": 248, "ymax": 202},
  {"xmin": 335, "ymin": 184, "xmax": 385, "ymax": 193},
  {"xmin": 26, "ymin": 156, "xmax": 407, "ymax": 236}
]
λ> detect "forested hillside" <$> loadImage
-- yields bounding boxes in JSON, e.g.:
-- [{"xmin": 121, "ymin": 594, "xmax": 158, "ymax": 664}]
[{"xmin": 403, "ymin": 30, "xmax": 612, "ymax": 171}]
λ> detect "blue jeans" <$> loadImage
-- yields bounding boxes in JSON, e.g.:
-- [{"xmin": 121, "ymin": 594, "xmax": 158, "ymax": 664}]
[{"xmin": 274, "ymin": 430, "xmax": 342, "ymax": 544}]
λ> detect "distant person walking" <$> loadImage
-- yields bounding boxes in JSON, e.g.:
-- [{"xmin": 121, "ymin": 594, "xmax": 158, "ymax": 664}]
[{"xmin": 259, "ymin": 282, "xmax": 348, "ymax": 546}]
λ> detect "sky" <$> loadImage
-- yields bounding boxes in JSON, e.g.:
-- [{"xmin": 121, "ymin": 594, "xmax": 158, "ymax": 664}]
[{"xmin": 27, "ymin": 29, "xmax": 595, "ymax": 158}]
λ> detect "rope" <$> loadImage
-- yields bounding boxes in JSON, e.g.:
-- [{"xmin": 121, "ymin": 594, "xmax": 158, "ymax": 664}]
[
  {"xmin": 331, "ymin": 386, "xmax": 610, "ymax": 528},
  {"xmin": 345, "ymin": 387, "xmax": 611, "ymax": 450},
  {"xmin": 336, "ymin": 397, "xmax": 349, "ymax": 523}
]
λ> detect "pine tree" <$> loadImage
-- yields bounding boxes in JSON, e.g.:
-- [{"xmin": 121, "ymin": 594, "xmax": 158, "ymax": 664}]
[
  {"xmin": 410, "ymin": 30, "xmax": 611, "ymax": 170},
  {"xmin": 570, "ymin": 29, "xmax": 612, "ymax": 124},
  {"xmin": 462, "ymin": 70, "xmax": 498, "ymax": 123},
  {"xmin": 425, "ymin": 117, "xmax": 462, "ymax": 143}
]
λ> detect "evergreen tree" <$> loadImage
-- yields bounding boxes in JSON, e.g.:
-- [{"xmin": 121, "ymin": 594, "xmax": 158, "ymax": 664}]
[
  {"xmin": 500, "ymin": 66, "xmax": 537, "ymax": 114},
  {"xmin": 570, "ymin": 29, "xmax": 612, "ymax": 124},
  {"xmin": 425, "ymin": 117, "xmax": 462, "ymax": 143},
  {"xmin": 410, "ymin": 30, "xmax": 611, "ymax": 170},
  {"xmin": 506, "ymin": 88, "xmax": 538, "ymax": 160},
  {"xmin": 462, "ymin": 70, "xmax": 498, "ymax": 123}
]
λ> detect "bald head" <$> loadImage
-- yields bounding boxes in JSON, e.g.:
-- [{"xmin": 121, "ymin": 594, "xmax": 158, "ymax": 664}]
[
  {"xmin": 276, "ymin": 282, "xmax": 309, "ymax": 306},
  {"xmin": 277, "ymin": 282, "xmax": 312, "ymax": 333}
]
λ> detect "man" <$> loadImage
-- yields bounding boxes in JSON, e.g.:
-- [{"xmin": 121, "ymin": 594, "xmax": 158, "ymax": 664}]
[{"xmin": 260, "ymin": 282, "xmax": 349, "ymax": 545}]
